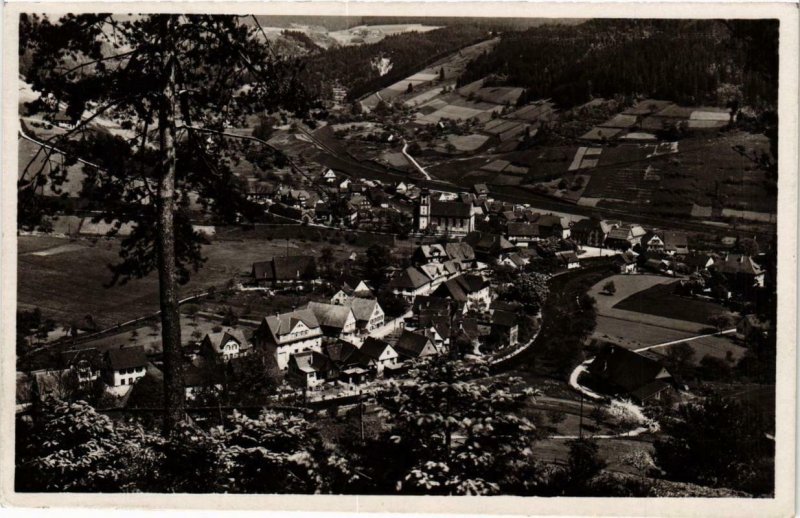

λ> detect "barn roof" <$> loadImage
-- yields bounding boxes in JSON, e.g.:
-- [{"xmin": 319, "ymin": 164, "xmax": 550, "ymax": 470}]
[
  {"xmin": 589, "ymin": 345, "xmax": 672, "ymax": 395},
  {"xmin": 252, "ymin": 255, "xmax": 316, "ymax": 281}
]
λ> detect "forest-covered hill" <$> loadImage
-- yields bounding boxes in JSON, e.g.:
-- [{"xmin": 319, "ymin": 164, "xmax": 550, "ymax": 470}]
[
  {"xmin": 300, "ymin": 25, "xmax": 488, "ymax": 100},
  {"xmin": 457, "ymin": 19, "xmax": 778, "ymax": 110}
]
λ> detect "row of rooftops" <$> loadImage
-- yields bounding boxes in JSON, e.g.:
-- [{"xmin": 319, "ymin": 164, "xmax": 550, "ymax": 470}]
[
  {"xmin": 614, "ymin": 249, "xmax": 766, "ymax": 277},
  {"xmin": 263, "ymin": 294, "xmax": 383, "ymax": 339}
]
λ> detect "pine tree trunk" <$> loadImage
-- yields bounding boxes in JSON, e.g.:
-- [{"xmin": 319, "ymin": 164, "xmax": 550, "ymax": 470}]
[{"xmin": 157, "ymin": 30, "xmax": 185, "ymax": 435}]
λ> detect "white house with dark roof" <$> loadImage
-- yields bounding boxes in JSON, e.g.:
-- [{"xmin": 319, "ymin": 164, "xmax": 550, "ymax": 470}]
[
  {"xmin": 200, "ymin": 327, "xmax": 250, "ymax": 362},
  {"xmin": 342, "ymin": 296, "xmax": 385, "ymax": 333},
  {"xmin": 433, "ymin": 274, "xmax": 492, "ymax": 312},
  {"xmin": 389, "ymin": 266, "xmax": 432, "ymax": 300},
  {"xmin": 556, "ymin": 250, "xmax": 581, "ymax": 269},
  {"xmin": 395, "ymin": 330, "xmax": 438, "ymax": 360},
  {"xmin": 255, "ymin": 309, "xmax": 323, "ymax": 370},
  {"xmin": 330, "ymin": 274, "xmax": 372, "ymax": 305},
  {"xmin": 321, "ymin": 168, "xmax": 337, "ymax": 184},
  {"xmin": 662, "ymin": 231, "xmax": 690, "ymax": 256},
  {"xmin": 358, "ymin": 337, "xmax": 401, "ymax": 375},
  {"xmin": 343, "ymin": 337, "xmax": 400, "ymax": 376},
  {"xmin": 103, "ymin": 346, "xmax": 148, "ymax": 387},
  {"xmin": 714, "ymin": 254, "xmax": 766, "ymax": 288},
  {"xmin": 287, "ymin": 351, "xmax": 337, "ymax": 389},
  {"xmin": 506, "ymin": 222, "xmax": 541, "ymax": 247}
]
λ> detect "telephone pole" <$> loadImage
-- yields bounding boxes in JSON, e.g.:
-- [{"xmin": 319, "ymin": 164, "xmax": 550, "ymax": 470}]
[{"xmin": 359, "ymin": 390, "xmax": 365, "ymax": 443}]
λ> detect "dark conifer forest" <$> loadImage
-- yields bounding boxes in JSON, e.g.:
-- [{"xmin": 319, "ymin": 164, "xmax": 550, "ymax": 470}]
[{"xmin": 457, "ymin": 19, "xmax": 778, "ymax": 109}]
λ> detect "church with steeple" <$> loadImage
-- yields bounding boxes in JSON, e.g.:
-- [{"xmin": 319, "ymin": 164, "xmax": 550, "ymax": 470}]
[{"xmin": 416, "ymin": 189, "xmax": 476, "ymax": 236}]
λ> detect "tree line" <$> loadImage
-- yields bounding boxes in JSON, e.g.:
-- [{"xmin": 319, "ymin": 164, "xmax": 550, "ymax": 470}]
[{"xmin": 16, "ymin": 358, "xmax": 772, "ymax": 496}]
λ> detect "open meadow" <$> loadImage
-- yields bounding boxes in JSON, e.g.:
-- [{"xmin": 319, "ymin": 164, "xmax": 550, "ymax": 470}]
[
  {"xmin": 17, "ymin": 232, "xmax": 379, "ymax": 329},
  {"xmin": 588, "ymin": 274, "xmax": 745, "ymax": 361}
]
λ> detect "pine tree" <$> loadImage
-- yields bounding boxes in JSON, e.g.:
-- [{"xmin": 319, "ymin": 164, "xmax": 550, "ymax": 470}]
[{"xmin": 19, "ymin": 14, "xmax": 311, "ymax": 434}]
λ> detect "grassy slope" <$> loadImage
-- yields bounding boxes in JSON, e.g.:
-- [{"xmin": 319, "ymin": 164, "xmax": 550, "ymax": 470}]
[{"xmin": 17, "ymin": 234, "xmax": 365, "ymax": 328}]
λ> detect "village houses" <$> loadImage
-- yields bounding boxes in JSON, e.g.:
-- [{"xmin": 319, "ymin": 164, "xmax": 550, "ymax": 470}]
[{"xmin": 255, "ymin": 309, "xmax": 324, "ymax": 370}]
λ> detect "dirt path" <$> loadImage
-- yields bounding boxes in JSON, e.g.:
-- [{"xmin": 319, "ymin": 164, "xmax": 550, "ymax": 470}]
[
  {"xmin": 634, "ymin": 328, "xmax": 737, "ymax": 353},
  {"xmin": 401, "ymin": 140, "xmax": 432, "ymax": 180}
]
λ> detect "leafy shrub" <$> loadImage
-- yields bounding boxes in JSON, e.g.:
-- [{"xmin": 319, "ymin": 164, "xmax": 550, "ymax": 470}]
[{"xmin": 605, "ymin": 399, "xmax": 658, "ymax": 431}]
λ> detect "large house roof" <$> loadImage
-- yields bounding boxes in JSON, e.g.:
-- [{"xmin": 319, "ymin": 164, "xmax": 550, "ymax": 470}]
[
  {"xmin": 360, "ymin": 337, "xmax": 395, "ymax": 360},
  {"xmin": 203, "ymin": 327, "xmax": 249, "ymax": 353},
  {"xmin": 416, "ymin": 244, "xmax": 447, "ymax": 260},
  {"xmin": 421, "ymin": 262, "xmax": 448, "ymax": 281},
  {"xmin": 684, "ymin": 253, "xmax": 714, "ymax": 268},
  {"xmin": 105, "ymin": 346, "xmax": 147, "ymax": 371},
  {"xmin": 492, "ymin": 310, "xmax": 518, "ymax": 328},
  {"xmin": 535, "ymin": 214, "xmax": 564, "ymax": 229},
  {"xmin": 413, "ymin": 295, "xmax": 451, "ymax": 315},
  {"xmin": 507, "ymin": 222, "xmax": 540, "ymax": 237},
  {"xmin": 323, "ymin": 340, "xmax": 359, "ymax": 363},
  {"xmin": 444, "ymin": 242, "xmax": 475, "ymax": 263},
  {"xmin": 395, "ymin": 330, "xmax": 434, "ymax": 357},
  {"xmin": 715, "ymin": 254, "xmax": 764, "ymax": 276},
  {"xmin": 264, "ymin": 309, "xmax": 320, "ymax": 337},
  {"xmin": 571, "ymin": 218, "xmax": 604, "ymax": 234},
  {"xmin": 589, "ymin": 345, "xmax": 672, "ymax": 394},
  {"xmin": 433, "ymin": 274, "xmax": 488, "ymax": 303},
  {"xmin": 307, "ymin": 302, "xmax": 354, "ymax": 330},
  {"xmin": 389, "ymin": 266, "xmax": 431, "ymax": 290},
  {"xmin": 430, "ymin": 200, "xmax": 472, "ymax": 219},
  {"xmin": 336, "ymin": 273, "xmax": 369, "ymax": 293},
  {"xmin": 662, "ymin": 230, "xmax": 689, "ymax": 249},
  {"xmin": 289, "ymin": 351, "xmax": 334, "ymax": 374},
  {"xmin": 607, "ymin": 227, "xmax": 632, "ymax": 241},
  {"xmin": 343, "ymin": 297, "xmax": 381, "ymax": 322},
  {"xmin": 465, "ymin": 231, "xmax": 515, "ymax": 254},
  {"xmin": 60, "ymin": 348, "xmax": 103, "ymax": 370},
  {"xmin": 252, "ymin": 255, "xmax": 316, "ymax": 282},
  {"xmin": 556, "ymin": 250, "xmax": 580, "ymax": 264}
]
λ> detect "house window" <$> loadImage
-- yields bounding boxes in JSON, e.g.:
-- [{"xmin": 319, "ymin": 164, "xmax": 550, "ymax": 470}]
[{"xmin": 121, "ymin": 378, "xmax": 126, "ymax": 385}]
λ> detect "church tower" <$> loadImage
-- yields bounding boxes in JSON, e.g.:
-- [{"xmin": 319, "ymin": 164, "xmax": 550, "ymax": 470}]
[{"xmin": 417, "ymin": 188, "xmax": 430, "ymax": 231}]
